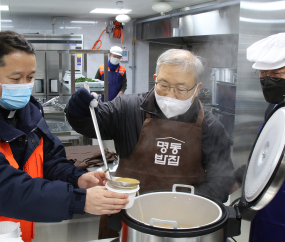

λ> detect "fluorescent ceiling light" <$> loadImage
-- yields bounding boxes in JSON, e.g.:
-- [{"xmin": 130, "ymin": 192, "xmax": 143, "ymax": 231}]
[
  {"xmin": 1, "ymin": 20, "xmax": 12, "ymax": 22},
  {"xmin": 0, "ymin": 5, "xmax": 9, "ymax": 11},
  {"xmin": 152, "ymin": 2, "xmax": 173, "ymax": 14},
  {"xmin": 240, "ymin": 17, "xmax": 285, "ymax": 24},
  {"xmin": 2, "ymin": 25, "xmax": 14, "ymax": 28},
  {"xmin": 241, "ymin": 1, "xmax": 285, "ymax": 11},
  {"xmin": 59, "ymin": 26, "xmax": 82, "ymax": 29},
  {"xmin": 90, "ymin": 8, "xmax": 131, "ymax": 14},
  {"xmin": 115, "ymin": 14, "xmax": 131, "ymax": 24},
  {"xmin": 70, "ymin": 21, "xmax": 97, "ymax": 24}
]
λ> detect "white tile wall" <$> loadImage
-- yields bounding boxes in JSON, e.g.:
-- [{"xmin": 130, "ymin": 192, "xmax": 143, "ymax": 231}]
[{"xmin": 134, "ymin": 40, "xmax": 149, "ymax": 93}]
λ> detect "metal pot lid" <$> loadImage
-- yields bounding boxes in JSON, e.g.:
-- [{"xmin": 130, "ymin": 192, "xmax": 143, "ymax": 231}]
[{"xmin": 243, "ymin": 106, "xmax": 285, "ymax": 210}]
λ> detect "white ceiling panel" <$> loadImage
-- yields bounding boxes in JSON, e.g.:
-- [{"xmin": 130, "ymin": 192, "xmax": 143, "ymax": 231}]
[{"xmin": 1, "ymin": 0, "xmax": 215, "ymax": 18}]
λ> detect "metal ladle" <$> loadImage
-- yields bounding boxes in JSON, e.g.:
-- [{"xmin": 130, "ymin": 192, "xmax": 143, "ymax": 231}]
[
  {"xmin": 84, "ymin": 82, "xmax": 140, "ymax": 189},
  {"xmin": 84, "ymin": 82, "xmax": 111, "ymax": 179}
]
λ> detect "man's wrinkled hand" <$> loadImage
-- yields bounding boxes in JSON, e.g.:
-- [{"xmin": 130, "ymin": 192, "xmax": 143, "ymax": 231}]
[
  {"xmin": 78, "ymin": 171, "xmax": 107, "ymax": 189},
  {"xmin": 84, "ymin": 186, "xmax": 129, "ymax": 215}
]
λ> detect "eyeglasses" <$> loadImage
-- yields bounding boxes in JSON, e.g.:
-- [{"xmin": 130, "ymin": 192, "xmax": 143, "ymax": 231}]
[
  {"xmin": 155, "ymin": 82, "xmax": 197, "ymax": 98},
  {"xmin": 255, "ymin": 69, "xmax": 285, "ymax": 81}
]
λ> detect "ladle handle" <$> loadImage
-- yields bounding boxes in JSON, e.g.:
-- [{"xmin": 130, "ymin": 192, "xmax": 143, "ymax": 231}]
[
  {"xmin": 150, "ymin": 218, "xmax": 178, "ymax": 229},
  {"xmin": 84, "ymin": 81, "xmax": 111, "ymax": 179}
]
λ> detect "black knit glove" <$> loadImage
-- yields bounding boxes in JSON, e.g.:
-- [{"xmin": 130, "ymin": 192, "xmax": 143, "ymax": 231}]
[{"xmin": 67, "ymin": 88, "xmax": 98, "ymax": 118}]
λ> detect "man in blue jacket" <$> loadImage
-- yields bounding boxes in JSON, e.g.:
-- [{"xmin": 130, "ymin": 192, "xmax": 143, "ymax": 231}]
[{"xmin": 0, "ymin": 31, "xmax": 129, "ymax": 242}]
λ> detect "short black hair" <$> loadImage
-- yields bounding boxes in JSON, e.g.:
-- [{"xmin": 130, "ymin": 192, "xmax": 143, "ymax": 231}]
[{"xmin": 0, "ymin": 31, "xmax": 35, "ymax": 67}]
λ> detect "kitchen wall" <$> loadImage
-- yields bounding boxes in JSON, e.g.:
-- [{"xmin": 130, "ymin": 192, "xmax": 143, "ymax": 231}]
[
  {"xmin": 186, "ymin": 41, "xmax": 238, "ymax": 90},
  {"xmin": 0, "ymin": 14, "xmax": 150, "ymax": 95},
  {"xmin": 134, "ymin": 39, "xmax": 149, "ymax": 93},
  {"xmin": 148, "ymin": 36, "xmax": 238, "ymax": 92},
  {"xmin": 233, "ymin": 0, "xmax": 285, "ymax": 172}
]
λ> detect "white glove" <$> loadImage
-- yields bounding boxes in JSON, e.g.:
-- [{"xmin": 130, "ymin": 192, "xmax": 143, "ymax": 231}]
[{"xmin": 90, "ymin": 92, "xmax": 99, "ymax": 108}]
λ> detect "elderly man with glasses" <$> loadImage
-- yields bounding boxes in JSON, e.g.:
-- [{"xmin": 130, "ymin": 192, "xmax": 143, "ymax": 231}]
[{"xmin": 65, "ymin": 49, "xmax": 235, "ymax": 239}]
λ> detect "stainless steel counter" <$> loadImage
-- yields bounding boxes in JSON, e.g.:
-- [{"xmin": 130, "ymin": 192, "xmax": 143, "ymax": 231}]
[{"xmin": 34, "ymin": 213, "xmax": 101, "ymax": 242}]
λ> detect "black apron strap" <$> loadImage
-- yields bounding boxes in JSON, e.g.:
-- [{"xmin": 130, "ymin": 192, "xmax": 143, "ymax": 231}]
[{"xmin": 145, "ymin": 112, "xmax": 151, "ymax": 119}]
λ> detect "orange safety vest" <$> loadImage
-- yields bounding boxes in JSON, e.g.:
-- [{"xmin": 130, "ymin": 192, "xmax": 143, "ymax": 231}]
[
  {"xmin": 0, "ymin": 138, "xmax": 44, "ymax": 242},
  {"xmin": 99, "ymin": 64, "xmax": 126, "ymax": 77}
]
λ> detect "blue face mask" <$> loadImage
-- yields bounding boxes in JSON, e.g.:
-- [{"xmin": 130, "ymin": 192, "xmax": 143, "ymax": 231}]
[{"xmin": 0, "ymin": 83, "xmax": 34, "ymax": 110}]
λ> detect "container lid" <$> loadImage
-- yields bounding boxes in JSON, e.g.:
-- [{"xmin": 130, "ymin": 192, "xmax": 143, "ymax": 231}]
[
  {"xmin": 106, "ymin": 183, "xmax": 140, "ymax": 194},
  {"xmin": 242, "ymin": 105, "xmax": 285, "ymax": 210}
]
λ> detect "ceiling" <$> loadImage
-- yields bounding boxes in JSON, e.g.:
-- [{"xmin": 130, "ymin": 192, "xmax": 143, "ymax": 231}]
[{"xmin": 0, "ymin": 0, "xmax": 215, "ymax": 19}]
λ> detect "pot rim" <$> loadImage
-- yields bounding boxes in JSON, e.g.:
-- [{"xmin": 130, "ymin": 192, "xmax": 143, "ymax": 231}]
[
  {"xmin": 120, "ymin": 192, "xmax": 229, "ymax": 238},
  {"xmin": 125, "ymin": 191, "xmax": 223, "ymax": 230}
]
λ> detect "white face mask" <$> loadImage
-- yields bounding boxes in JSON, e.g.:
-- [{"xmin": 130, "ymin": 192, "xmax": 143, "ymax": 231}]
[
  {"xmin": 110, "ymin": 57, "xmax": 120, "ymax": 65},
  {"xmin": 154, "ymin": 85, "xmax": 198, "ymax": 119}
]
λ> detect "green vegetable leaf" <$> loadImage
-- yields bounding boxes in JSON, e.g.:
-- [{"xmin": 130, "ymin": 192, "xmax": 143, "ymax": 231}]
[
  {"xmin": 104, "ymin": 168, "xmax": 109, "ymax": 173},
  {"xmin": 75, "ymin": 77, "xmax": 98, "ymax": 83}
]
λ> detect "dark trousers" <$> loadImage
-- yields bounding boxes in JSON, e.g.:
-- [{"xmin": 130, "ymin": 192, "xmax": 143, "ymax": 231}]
[{"xmin": 98, "ymin": 214, "xmax": 119, "ymax": 239}]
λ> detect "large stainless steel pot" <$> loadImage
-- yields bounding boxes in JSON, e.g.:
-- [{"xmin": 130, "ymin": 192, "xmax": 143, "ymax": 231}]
[
  {"xmin": 211, "ymin": 68, "xmax": 237, "ymax": 106},
  {"xmin": 211, "ymin": 68, "xmax": 237, "ymax": 84},
  {"xmin": 120, "ymin": 185, "xmax": 230, "ymax": 242}
]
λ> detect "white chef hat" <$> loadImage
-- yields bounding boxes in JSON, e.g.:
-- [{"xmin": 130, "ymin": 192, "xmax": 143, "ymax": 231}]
[
  {"xmin": 110, "ymin": 46, "xmax": 123, "ymax": 57},
  {"xmin": 247, "ymin": 33, "xmax": 285, "ymax": 70}
]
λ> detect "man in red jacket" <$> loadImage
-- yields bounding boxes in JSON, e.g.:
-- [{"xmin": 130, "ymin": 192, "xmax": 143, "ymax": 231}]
[
  {"xmin": 0, "ymin": 31, "xmax": 129, "ymax": 242},
  {"xmin": 95, "ymin": 46, "xmax": 127, "ymax": 101}
]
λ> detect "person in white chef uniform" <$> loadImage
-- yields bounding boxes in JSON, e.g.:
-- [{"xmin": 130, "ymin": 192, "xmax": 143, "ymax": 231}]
[{"xmin": 247, "ymin": 32, "xmax": 285, "ymax": 242}]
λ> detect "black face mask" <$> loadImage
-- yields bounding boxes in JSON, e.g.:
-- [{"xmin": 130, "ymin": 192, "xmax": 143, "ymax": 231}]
[{"xmin": 260, "ymin": 76, "xmax": 285, "ymax": 104}]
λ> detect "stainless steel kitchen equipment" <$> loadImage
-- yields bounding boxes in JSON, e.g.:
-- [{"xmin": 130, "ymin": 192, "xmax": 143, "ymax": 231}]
[
  {"xmin": 120, "ymin": 185, "xmax": 235, "ymax": 242},
  {"xmin": 23, "ymin": 34, "xmax": 83, "ymax": 102},
  {"xmin": 211, "ymin": 68, "xmax": 237, "ymax": 107},
  {"xmin": 215, "ymin": 81, "xmax": 236, "ymax": 114},
  {"xmin": 211, "ymin": 68, "xmax": 237, "ymax": 84},
  {"xmin": 125, "ymin": 184, "xmax": 223, "ymax": 230},
  {"xmin": 119, "ymin": 105, "xmax": 285, "ymax": 242},
  {"xmin": 210, "ymin": 68, "xmax": 237, "ymax": 140}
]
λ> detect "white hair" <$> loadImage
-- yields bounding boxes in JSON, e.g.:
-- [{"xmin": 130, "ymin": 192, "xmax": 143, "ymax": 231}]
[{"xmin": 155, "ymin": 49, "xmax": 204, "ymax": 82}]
